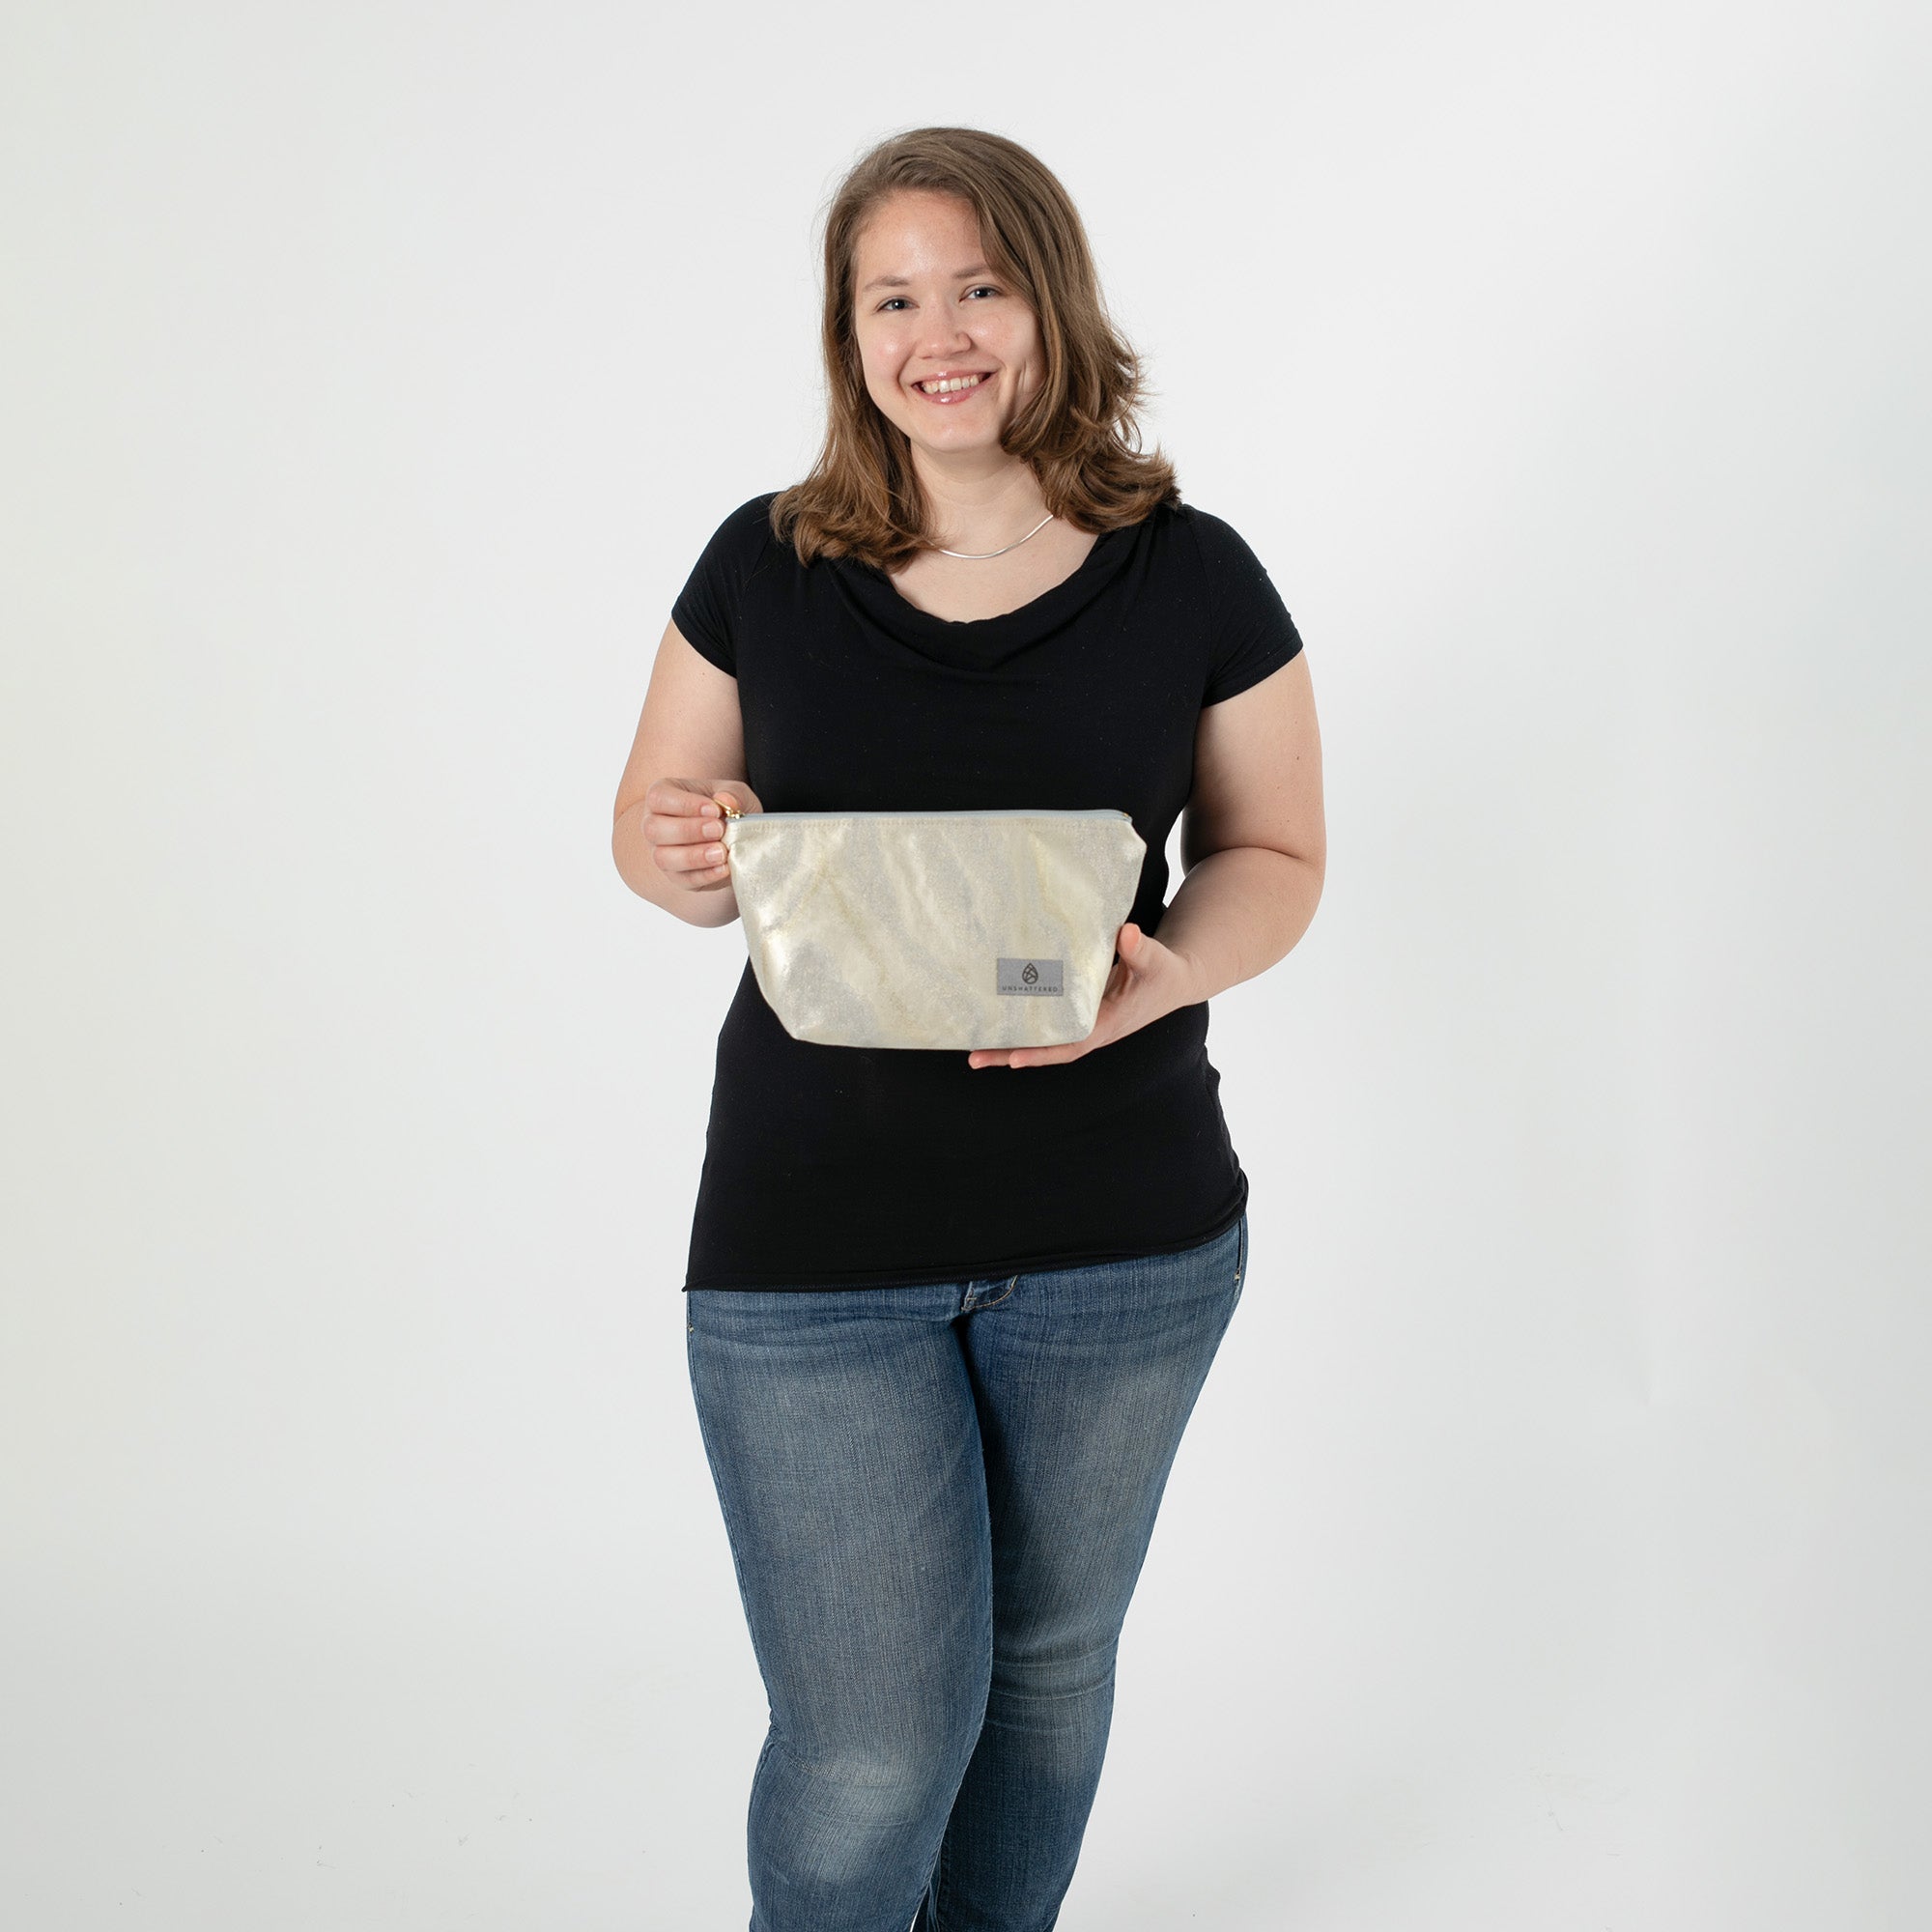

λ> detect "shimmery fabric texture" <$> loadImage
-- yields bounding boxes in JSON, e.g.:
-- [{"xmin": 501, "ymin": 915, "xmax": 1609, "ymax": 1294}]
[{"xmin": 723, "ymin": 810, "xmax": 1145, "ymax": 1050}]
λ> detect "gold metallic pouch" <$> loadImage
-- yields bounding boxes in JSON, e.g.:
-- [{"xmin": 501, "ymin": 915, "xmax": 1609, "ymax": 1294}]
[{"xmin": 718, "ymin": 805, "xmax": 1147, "ymax": 1050}]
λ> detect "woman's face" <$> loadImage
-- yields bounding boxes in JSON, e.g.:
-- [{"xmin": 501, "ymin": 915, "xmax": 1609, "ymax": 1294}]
[{"xmin": 849, "ymin": 189, "xmax": 1042, "ymax": 469}]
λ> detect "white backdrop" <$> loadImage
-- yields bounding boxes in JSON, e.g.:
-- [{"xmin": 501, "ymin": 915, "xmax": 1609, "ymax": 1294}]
[{"xmin": 3, "ymin": 1, "xmax": 1926, "ymax": 1925}]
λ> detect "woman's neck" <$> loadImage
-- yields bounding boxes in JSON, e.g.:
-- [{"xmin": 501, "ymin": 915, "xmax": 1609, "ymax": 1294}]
[{"xmin": 912, "ymin": 456, "xmax": 1050, "ymax": 555}]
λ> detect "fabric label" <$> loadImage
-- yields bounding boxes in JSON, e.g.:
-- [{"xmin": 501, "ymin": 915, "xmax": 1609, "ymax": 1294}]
[{"xmin": 997, "ymin": 957, "xmax": 1065, "ymax": 997}]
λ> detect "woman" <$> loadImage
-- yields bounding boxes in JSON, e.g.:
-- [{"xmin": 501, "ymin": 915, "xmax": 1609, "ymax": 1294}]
[{"xmin": 611, "ymin": 127, "xmax": 1324, "ymax": 1931}]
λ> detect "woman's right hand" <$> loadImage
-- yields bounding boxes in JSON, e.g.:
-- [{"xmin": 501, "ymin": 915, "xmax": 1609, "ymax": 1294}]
[{"xmin": 642, "ymin": 778, "xmax": 763, "ymax": 894}]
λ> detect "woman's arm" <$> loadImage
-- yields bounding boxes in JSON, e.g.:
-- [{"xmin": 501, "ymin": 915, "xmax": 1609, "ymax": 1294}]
[
  {"xmin": 1162, "ymin": 651, "xmax": 1325, "ymax": 1000},
  {"xmin": 611, "ymin": 619, "xmax": 751, "ymax": 930},
  {"xmin": 964, "ymin": 651, "xmax": 1323, "ymax": 1069}
]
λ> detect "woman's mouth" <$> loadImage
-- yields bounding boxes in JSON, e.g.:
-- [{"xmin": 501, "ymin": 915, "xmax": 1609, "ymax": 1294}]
[{"xmin": 912, "ymin": 372, "xmax": 991, "ymax": 404}]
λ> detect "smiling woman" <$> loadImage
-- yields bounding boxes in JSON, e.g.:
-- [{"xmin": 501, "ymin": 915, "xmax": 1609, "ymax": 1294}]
[
  {"xmin": 609, "ymin": 124, "xmax": 1325, "ymax": 1930},
  {"xmin": 771, "ymin": 131, "xmax": 1175, "ymax": 584}
]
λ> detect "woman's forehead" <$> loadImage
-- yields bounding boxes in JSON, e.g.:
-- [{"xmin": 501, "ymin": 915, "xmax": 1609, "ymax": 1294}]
[{"xmin": 855, "ymin": 190, "xmax": 981, "ymax": 267}]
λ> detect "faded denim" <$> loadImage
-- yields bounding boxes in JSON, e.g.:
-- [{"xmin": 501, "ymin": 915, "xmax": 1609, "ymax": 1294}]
[{"xmin": 685, "ymin": 1210, "xmax": 1248, "ymax": 1931}]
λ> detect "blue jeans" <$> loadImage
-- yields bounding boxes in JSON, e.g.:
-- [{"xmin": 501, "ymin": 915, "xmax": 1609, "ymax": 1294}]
[{"xmin": 684, "ymin": 1210, "xmax": 1249, "ymax": 1932}]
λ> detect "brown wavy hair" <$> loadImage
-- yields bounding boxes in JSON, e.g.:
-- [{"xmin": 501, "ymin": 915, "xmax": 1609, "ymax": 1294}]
[{"xmin": 770, "ymin": 127, "xmax": 1180, "ymax": 570}]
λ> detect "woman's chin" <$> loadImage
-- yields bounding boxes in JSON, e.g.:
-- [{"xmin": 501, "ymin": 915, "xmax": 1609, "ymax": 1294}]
[{"xmin": 908, "ymin": 423, "xmax": 1009, "ymax": 464}]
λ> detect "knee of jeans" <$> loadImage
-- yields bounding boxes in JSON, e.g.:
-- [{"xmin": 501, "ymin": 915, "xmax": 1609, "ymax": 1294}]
[
  {"xmin": 758, "ymin": 1740, "xmax": 970, "ymax": 1886},
  {"xmin": 990, "ymin": 1624, "xmax": 1122, "ymax": 1705}
]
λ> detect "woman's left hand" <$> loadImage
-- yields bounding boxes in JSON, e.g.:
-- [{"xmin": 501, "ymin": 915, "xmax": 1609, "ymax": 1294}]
[{"xmin": 967, "ymin": 923, "xmax": 1201, "ymax": 1069}]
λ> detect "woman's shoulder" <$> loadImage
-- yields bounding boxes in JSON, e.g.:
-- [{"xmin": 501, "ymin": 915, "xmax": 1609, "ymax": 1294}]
[
  {"xmin": 706, "ymin": 489, "xmax": 787, "ymax": 548},
  {"xmin": 1148, "ymin": 498, "xmax": 1287, "ymax": 583},
  {"xmin": 683, "ymin": 489, "xmax": 794, "ymax": 582},
  {"xmin": 1154, "ymin": 497, "xmax": 1252, "ymax": 551}
]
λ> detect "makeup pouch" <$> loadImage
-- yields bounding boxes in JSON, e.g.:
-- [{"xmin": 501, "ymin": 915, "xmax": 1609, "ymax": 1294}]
[{"xmin": 717, "ymin": 805, "xmax": 1147, "ymax": 1050}]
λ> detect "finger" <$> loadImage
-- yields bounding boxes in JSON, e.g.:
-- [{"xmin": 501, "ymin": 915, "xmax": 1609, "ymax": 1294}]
[
  {"xmin": 650, "ymin": 829, "xmax": 731, "ymax": 877},
  {"xmin": 675, "ymin": 837, "xmax": 731, "ymax": 872},
  {"xmin": 1012, "ymin": 1042, "xmax": 1082, "ymax": 1067},
  {"xmin": 648, "ymin": 781, "xmax": 716, "ymax": 816},
  {"xmin": 969, "ymin": 1042, "xmax": 1083, "ymax": 1069},
  {"xmin": 643, "ymin": 796, "xmax": 731, "ymax": 842},
  {"xmin": 648, "ymin": 814, "xmax": 727, "ymax": 850}
]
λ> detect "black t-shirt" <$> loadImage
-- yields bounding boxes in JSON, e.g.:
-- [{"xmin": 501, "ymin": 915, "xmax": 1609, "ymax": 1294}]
[{"xmin": 670, "ymin": 491, "xmax": 1304, "ymax": 1291}]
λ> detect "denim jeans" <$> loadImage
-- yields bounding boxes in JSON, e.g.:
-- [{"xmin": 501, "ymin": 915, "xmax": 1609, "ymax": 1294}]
[{"xmin": 684, "ymin": 1209, "xmax": 1248, "ymax": 1932}]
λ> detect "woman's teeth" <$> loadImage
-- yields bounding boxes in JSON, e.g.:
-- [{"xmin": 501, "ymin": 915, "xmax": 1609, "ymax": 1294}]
[{"xmin": 918, "ymin": 374, "xmax": 985, "ymax": 395}]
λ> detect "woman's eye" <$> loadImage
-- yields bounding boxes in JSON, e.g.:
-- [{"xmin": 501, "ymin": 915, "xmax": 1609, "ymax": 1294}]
[
  {"xmin": 967, "ymin": 286, "xmax": 1000, "ymax": 299},
  {"xmin": 878, "ymin": 298, "xmax": 909, "ymax": 312}
]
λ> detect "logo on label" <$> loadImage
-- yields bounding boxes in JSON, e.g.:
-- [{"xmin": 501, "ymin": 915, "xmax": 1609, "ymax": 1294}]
[{"xmin": 997, "ymin": 957, "xmax": 1065, "ymax": 997}]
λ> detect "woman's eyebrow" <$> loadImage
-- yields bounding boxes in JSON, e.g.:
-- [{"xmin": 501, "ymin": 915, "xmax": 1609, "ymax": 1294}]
[{"xmin": 860, "ymin": 263, "xmax": 994, "ymax": 293}]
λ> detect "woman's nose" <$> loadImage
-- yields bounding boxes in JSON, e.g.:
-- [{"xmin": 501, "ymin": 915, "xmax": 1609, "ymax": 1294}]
[{"xmin": 917, "ymin": 313, "xmax": 973, "ymax": 356}]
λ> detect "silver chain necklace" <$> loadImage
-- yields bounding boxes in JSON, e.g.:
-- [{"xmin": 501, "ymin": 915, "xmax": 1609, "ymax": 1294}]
[{"xmin": 934, "ymin": 512, "xmax": 1056, "ymax": 560}]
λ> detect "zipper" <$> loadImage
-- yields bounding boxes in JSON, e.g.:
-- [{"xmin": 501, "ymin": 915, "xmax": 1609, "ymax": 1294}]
[{"xmin": 715, "ymin": 804, "xmax": 1130, "ymax": 822}]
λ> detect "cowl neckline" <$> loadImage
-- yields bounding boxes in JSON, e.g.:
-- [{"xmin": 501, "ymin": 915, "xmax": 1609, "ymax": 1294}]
[{"xmin": 825, "ymin": 519, "xmax": 1144, "ymax": 669}]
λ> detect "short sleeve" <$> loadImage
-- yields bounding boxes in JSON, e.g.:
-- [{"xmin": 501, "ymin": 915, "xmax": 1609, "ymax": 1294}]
[
  {"xmin": 1189, "ymin": 508, "xmax": 1304, "ymax": 707},
  {"xmin": 669, "ymin": 494, "xmax": 776, "ymax": 677}
]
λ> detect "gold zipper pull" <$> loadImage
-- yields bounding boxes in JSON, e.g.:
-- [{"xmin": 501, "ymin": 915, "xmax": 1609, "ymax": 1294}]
[{"xmin": 715, "ymin": 797, "xmax": 740, "ymax": 820}]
